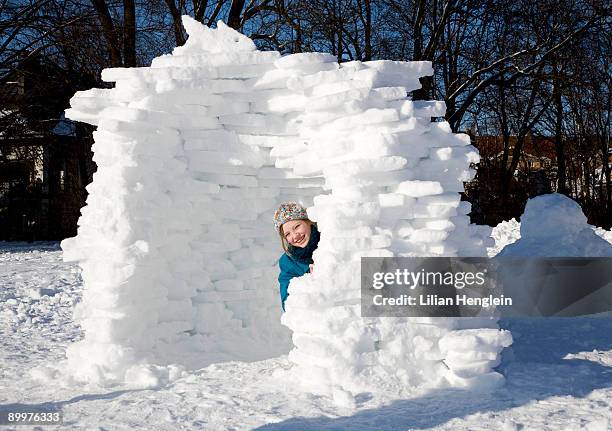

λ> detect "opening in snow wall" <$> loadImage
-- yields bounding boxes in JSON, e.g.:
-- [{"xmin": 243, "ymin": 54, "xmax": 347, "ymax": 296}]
[{"xmin": 62, "ymin": 16, "xmax": 511, "ymax": 398}]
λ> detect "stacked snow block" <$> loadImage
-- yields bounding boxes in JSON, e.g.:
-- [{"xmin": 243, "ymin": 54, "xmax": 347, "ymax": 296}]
[
  {"xmin": 276, "ymin": 58, "xmax": 510, "ymax": 402},
  {"xmin": 61, "ymin": 15, "xmax": 511, "ymax": 398},
  {"xmin": 61, "ymin": 18, "xmax": 325, "ymax": 383}
]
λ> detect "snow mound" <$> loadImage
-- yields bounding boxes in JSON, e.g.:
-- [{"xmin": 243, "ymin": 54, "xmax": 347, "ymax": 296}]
[{"xmin": 499, "ymin": 194, "xmax": 612, "ymax": 257}]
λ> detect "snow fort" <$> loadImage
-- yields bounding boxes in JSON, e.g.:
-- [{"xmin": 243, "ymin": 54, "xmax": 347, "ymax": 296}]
[{"xmin": 61, "ymin": 16, "xmax": 511, "ymax": 401}]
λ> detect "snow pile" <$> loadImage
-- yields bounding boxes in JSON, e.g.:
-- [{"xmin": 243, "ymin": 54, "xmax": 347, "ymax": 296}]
[
  {"xmin": 488, "ymin": 208, "xmax": 611, "ymax": 258},
  {"xmin": 488, "ymin": 218, "xmax": 521, "ymax": 257},
  {"xmin": 493, "ymin": 195, "xmax": 612, "ymax": 318},
  {"xmin": 593, "ymin": 226, "xmax": 612, "ymax": 245},
  {"xmin": 498, "ymin": 194, "xmax": 612, "ymax": 257},
  {"xmin": 61, "ymin": 16, "xmax": 511, "ymax": 399}
]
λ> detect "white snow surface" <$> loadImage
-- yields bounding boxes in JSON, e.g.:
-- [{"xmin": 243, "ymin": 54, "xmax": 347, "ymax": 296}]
[
  {"xmin": 1, "ymin": 241, "xmax": 611, "ymax": 430},
  {"xmin": 488, "ymin": 218, "xmax": 521, "ymax": 257}
]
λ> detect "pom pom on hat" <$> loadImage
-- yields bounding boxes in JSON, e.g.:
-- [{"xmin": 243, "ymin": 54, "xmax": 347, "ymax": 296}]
[{"xmin": 273, "ymin": 202, "xmax": 308, "ymax": 230}]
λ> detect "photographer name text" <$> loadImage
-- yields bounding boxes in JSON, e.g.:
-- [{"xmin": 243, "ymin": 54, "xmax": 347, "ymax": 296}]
[{"xmin": 372, "ymin": 293, "xmax": 512, "ymax": 308}]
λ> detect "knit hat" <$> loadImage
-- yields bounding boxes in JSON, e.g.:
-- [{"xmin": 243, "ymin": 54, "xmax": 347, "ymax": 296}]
[{"xmin": 273, "ymin": 202, "xmax": 308, "ymax": 230}]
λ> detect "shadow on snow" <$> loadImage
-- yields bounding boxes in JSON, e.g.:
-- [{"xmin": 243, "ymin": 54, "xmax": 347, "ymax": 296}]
[{"xmin": 253, "ymin": 317, "xmax": 612, "ymax": 431}]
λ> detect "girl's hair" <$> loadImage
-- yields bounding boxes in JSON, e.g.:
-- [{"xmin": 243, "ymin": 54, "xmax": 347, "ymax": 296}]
[{"xmin": 278, "ymin": 219, "xmax": 316, "ymax": 255}]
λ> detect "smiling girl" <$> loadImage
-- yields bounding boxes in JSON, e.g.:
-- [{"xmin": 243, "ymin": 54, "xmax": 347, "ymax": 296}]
[{"xmin": 273, "ymin": 202, "xmax": 320, "ymax": 311}]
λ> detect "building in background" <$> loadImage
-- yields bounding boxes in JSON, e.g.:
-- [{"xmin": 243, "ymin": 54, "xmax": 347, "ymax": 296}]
[{"xmin": 0, "ymin": 56, "xmax": 95, "ymax": 241}]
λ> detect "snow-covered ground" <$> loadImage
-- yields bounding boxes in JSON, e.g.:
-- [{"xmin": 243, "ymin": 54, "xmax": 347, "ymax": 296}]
[{"xmin": 1, "ymin": 236, "xmax": 611, "ymax": 430}]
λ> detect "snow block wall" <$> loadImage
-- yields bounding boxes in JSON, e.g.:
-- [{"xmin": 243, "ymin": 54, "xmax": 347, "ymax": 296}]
[
  {"xmin": 62, "ymin": 16, "xmax": 511, "ymax": 397},
  {"xmin": 277, "ymin": 51, "xmax": 510, "ymax": 401}
]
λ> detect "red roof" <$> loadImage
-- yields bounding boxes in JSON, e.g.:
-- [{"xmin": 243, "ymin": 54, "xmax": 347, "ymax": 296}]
[{"xmin": 473, "ymin": 135, "xmax": 557, "ymax": 160}]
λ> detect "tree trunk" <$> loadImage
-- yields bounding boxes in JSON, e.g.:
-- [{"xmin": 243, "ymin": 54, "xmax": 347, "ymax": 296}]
[
  {"xmin": 90, "ymin": 0, "xmax": 122, "ymax": 67},
  {"xmin": 502, "ymin": 135, "xmax": 525, "ymax": 203},
  {"xmin": 123, "ymin": 0, "xmax": 136, "ymax": 67},
  {"xmin": 363, "ymin": 0, "xmax": 372, "ymax": 60},
  {"xmin": 193, "ymin": 0, "xmax": 207, "ymax": 22},
  {"xmin": 412, "ymin": 0, "xmax": 430, "ymax": 100},
  {"xmin": 164, "ymin": 0, "xmax": 187, "ymax": 46},
  {"xmin": 227, "ymin": 0, "xmax": 246, "ymax": 30},
  {"xmin": 494, "ymin": 78, "xmax": 512, "ymax": 204},
  {"xmin": 601, "ymin": 136, "xmax": 612, "ymax": 221},
  {"xmin": 553, "ymin": 69, "xmax": 567, "ymax": 194},
  {"xmin": 413, "ymin": 0, "xmax": 425, "ymax": 59}
]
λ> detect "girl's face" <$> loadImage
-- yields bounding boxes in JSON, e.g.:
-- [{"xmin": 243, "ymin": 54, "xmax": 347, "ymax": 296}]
[{"xmin": 282, "ymin": 220, "xmax": 312, "ymax": 248}]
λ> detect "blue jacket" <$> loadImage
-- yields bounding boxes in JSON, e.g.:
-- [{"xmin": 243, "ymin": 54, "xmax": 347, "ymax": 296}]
[{"xmin": 278, "ymin": 225, "xmax": 320, "ymax": 311}]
